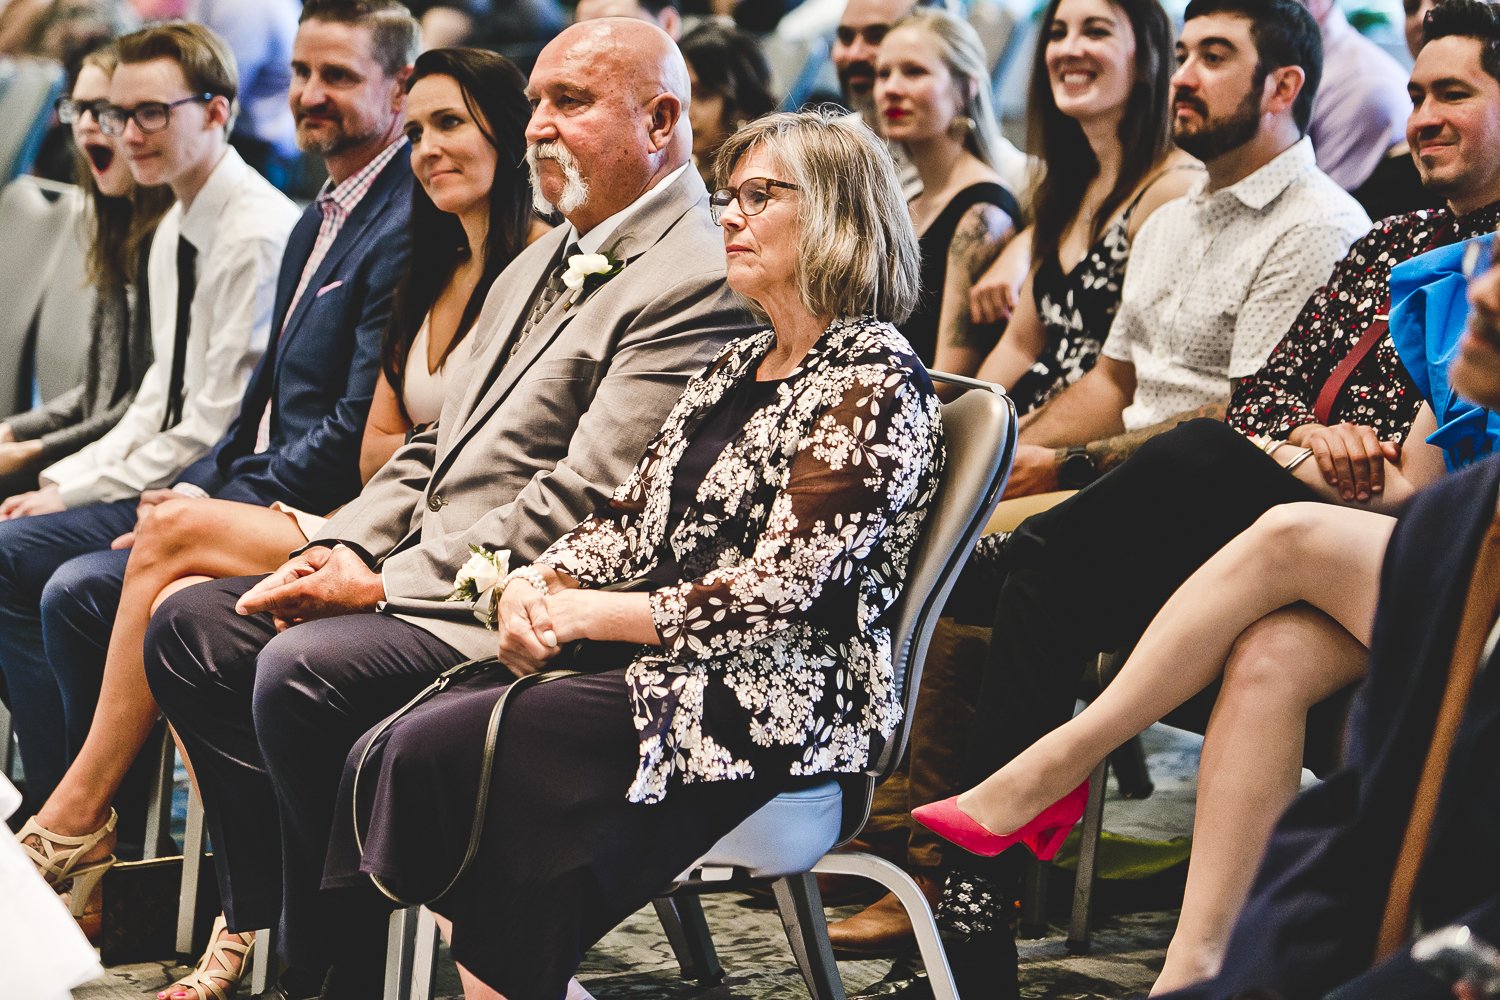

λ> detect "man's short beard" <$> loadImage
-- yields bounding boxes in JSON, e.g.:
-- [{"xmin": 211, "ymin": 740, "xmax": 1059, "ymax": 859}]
[
  {"xmin": 527, "ymin": 140, "xmax": 590, "ymax": 216},
  {"xmin": 296, "ymin": 109, "xmax": 349, "ymax": 155},
  {"xmin": 838, "ymin": 63, "xmax": 876, "ymax": 116},
  {"xmin": 1172, "ymin": 86, "xmax": 1263, "ymax": 163}
]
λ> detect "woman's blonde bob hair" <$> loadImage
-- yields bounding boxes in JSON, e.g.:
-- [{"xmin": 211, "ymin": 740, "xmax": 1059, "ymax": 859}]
[{"xmin": 713, "ymin": 108, "xmax": 920, "ymax": 326}]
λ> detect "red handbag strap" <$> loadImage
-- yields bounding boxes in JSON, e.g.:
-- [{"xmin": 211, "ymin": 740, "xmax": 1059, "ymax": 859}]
[{"xmin": 1313, "ymin": 316, "xmax": 1388, "ymax": 426}]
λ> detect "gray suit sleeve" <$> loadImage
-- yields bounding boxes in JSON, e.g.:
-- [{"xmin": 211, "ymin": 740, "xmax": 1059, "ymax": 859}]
[
  {"xmin": 377, "ymin": 271, "xmax": 751, "ymax": 600},
  {"xmin": 315, "ymin": 423, "xmax": 439, "ymax": 556}
]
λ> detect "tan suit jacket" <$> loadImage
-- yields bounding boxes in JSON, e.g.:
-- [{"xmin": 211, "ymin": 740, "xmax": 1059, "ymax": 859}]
[{"xmin": 317, "ymin": 167, "xmax": 754, "ymax": 657}]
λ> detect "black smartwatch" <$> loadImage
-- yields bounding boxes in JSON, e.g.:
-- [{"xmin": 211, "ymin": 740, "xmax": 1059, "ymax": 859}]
[{"xmin": 1057, "ymin": 446, "xmax": 1099, "ymax": 490}]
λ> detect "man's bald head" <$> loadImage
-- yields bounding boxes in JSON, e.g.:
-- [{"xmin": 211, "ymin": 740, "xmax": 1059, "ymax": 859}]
[{"xmin": 526, "ymin": 19, "xmax": 693, "ymax": 232}]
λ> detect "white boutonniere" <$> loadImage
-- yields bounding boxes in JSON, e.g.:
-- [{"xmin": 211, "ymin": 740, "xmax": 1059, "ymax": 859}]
[
  {"xmin": 448, "ymin": 544, "xmax": 511, "ymax": 629},
  {"xmin": 561, "ymin": 240, "xmax": 625, "ymax": 308}
]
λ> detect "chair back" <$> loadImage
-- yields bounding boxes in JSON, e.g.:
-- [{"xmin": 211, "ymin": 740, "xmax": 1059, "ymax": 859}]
[
  {"xmin": 0, "ymin": 177, "xmax": 88, "ymax": 418},
  {"xmin": 32, "ymin": 185, "xmax": 96, "ymax": 402},
  {"xmin": 837, "ymin": 374, "xmax": 1015, "ymax": 843},
  {"xmin": 0, "ymin": 57, "xmax": 64, "ymax": 184}
]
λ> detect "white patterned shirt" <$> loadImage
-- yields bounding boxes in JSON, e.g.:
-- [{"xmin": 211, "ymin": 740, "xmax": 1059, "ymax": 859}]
[{"xmin": 1101, "ymin": 137, "xmax": 1371, "ymax": 431}]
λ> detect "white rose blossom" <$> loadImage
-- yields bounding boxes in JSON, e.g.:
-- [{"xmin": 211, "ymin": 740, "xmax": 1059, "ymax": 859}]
[{"xmin": 448, "ymin": 545, "xmax": 511, "ymax": 628}]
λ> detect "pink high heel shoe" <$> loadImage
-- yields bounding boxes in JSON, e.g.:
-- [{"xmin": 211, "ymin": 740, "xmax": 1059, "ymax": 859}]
[{"xmin": 912, "ymin": 780, "xmax": 1090, "ymax": 860}]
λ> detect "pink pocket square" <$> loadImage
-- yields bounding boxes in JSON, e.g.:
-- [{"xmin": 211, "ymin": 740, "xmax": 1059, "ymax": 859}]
[{"xmin": 316, "ymin": 280, "xmax": 345, "ymax": 297}]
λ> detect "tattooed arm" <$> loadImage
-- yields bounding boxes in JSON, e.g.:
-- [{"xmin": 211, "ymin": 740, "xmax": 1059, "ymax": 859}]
[
  {"xmin": 1066, "ymin": 402, "xmax": 1227, "ymax": 475},
  {"xmin": 934, "ymin": 201, "xmax": 1016, "ymax": 395},
  {"xmin": 1005, "ymin": 399, "xmax": 1223, "ymax": 498},
  {"xmin": 977, "ymin": 266, "xmax": 1048, "ymax": 390}
]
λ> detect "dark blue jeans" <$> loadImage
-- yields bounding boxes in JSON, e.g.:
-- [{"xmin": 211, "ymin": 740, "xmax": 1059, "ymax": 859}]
[{"xmin": 0, "ymin": 499, "xmax": 136, "ymax": 804}]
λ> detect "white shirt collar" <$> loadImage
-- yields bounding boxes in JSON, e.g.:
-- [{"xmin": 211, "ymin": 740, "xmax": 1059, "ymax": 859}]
[
  {"xmin": 178, "ymin": 146, "xmax": 249, "ymax": 254},
  {"xmin": 570, "ymin": 162, "xmax": 691, "ymax": 256}
]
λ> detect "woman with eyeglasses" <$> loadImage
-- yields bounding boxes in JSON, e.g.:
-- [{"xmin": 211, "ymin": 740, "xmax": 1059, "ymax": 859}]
[
  {"xmin": 316, "ymin": 109, "xmax": 943, "ymax": 1000},
  {"xmin": 0, "ymin": 48, "xmax": 173, "ymax": 499}
]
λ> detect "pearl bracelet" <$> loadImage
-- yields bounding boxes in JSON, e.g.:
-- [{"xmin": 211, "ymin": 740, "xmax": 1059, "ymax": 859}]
[{"xmin": 504, "ymin": 565, "xmax": 550, "ymax": 596}]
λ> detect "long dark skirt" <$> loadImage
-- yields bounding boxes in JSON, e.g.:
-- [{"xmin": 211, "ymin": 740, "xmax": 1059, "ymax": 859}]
[{"xmin": 324, "ymin": 665, "xmax": 795, "ymax": 1000}]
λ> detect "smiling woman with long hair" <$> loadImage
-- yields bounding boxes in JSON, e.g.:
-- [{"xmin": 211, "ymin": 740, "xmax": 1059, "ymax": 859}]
[
  {"xmin": 874, "ymin": 8, "xmax": 1021, "ymax": 387},
  {"xmin": 976, "ymin": 0, "xmax": 1199, "ymax": 413}
]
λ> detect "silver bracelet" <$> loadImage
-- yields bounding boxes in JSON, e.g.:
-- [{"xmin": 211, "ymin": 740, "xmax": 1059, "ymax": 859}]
[
  {"xmin": 503, "ymin": 565, "xmax": 550, "ymax": 595},
  {"xmin": 1282, "ymin": 447, "xmax": 1316, "ymax": 473}
]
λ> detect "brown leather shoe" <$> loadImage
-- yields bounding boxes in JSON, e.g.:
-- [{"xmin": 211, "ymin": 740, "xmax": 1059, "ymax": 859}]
[{"xmin": 826, "ymin": 874, "xmax": 941, "ymax": 957}]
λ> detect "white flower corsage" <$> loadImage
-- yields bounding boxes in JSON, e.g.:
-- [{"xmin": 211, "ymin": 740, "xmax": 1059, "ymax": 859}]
[
  {"xmin": 561, "ymin": 241, "xmax": 625, "ymax": 308},
  {"xmin": 448, "ymin": 544, "xmax": 511, "ymax": 629}
]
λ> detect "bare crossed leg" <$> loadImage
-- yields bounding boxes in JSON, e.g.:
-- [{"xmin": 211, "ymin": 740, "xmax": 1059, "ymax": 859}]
[{"xmin": 949, "ymin": 502, "xmax": 1394, "ymax": 991}]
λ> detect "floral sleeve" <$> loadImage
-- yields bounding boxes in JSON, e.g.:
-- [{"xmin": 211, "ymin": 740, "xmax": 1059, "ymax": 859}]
[
  {"xmin": 649, "ymin": 364, "xmax": 941, "ymax": 662},
  {"xmin": 534, "ymin": 436, "xmax": 664, "ymax": 588},
  {"xmin": 1226, "ymin": 279, "xmax": 1333, "ymax": 438},
  {"xmin": 1227, "ymin": 224, "xmax": 1397, "ymax": 439}
]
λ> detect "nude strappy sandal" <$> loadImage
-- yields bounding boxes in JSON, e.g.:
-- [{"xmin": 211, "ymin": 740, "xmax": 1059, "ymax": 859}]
[
  {"xmin": 159, "ymin": 914, "xmax": 255, "ymax": 1000},
  {"xmin": 15, "ymin": 807, "xmax": 117, "ymax": 917}
]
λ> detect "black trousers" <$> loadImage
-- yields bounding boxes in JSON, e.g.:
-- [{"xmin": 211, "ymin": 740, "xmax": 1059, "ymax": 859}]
[
  {"xmin": 954, "ymin": 419, "xmax": 1322, "ymax": 889},
  {"xmin": 325, "ymin": 667, "xmax": 792, "ymax": 1000},
  {"xmin": 142, "ymin": 575, "xmax": 464, "ymax": 970}
]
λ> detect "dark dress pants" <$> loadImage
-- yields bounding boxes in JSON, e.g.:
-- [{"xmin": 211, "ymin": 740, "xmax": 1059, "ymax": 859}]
[
  {"xmin": 143, "ymin": 574, "xmax": 465, "ymax": 971},
  {"xmin": 0, "ymin": 500, "xmax": 135, "ymax": 805},
  {"xmin": 953, "ymin": 419, "xmax": 1321, "ymax": 890}
]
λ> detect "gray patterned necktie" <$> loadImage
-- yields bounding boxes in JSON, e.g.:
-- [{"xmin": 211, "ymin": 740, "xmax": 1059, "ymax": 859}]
[{"xmin": 511, "ymin": 251, "xmax": 571, "ymax": 360}]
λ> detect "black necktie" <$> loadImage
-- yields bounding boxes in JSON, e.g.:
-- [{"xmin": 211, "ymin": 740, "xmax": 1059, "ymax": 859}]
[{"xmin": 161, "ymin": 234, "xmax": 197, "ymax": 431}]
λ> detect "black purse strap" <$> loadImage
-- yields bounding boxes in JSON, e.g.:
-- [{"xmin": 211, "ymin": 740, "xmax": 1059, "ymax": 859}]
[{"xmin": 351, "ymin": 658, "xmax": 579, "ymax": 905}]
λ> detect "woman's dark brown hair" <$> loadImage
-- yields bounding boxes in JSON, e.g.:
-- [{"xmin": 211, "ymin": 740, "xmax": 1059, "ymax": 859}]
[
  {"xmin": 382, "ymin": 47, "xmax": 533, "ymax": 420},
  {"xmin": 1026, "ymin": 0, "xmax": 1174, "ymax": 271}
]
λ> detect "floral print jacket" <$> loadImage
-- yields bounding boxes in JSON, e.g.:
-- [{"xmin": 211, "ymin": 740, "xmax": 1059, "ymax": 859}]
[{"xmin": 536, "ymin": 315, "xmax": 944, "ymax": 803}]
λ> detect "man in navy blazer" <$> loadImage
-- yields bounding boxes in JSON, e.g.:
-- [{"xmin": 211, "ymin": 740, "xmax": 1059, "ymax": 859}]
[
  {"xmin": 0, "ymin": 1, "xmax": 420, "ymax": 836},
  {"xmin": 1160, "ymin": 240, "xmax": 1500, "ymax": 1000}
]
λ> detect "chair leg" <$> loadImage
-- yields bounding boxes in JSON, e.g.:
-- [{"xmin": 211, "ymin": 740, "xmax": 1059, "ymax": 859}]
[
  {"xmin": 652, "ymin": 894, "xmax": 724, "ymax": 983},
  {"xmin": 771, "ymin": 872, "xmax": 847, "ymax": 1000},
  {"xmin": 0, "ymin": 701, "xmax": 14, "ymax": 780},
  {"xmin": 1108, "ymin": 734, "xmax": 1154, "ymax": 800},
  {"xmin": 1066, "ymin": 758, "xmax": 1108, "ymax": 955},
  {"xmin": 813, "ymin": 852, "xmax": 959, "ymax": 1000},
  {"xmin": 175, "ymin": 784, "xmax": 208, "ymax": 954},
  {"xmin": 384, "ymin": 907, "xmax": 420, "ymax": 1000},
  {"xmin": 249, "ymin": 926, "xmax": 276, "ymax": 995},
  {"xmin": 142, "ymin": 726, "xmax": 175, "ymax": 860},
  {"xmin": 409, "ymin": 907, "xmax": 439, "ymax": 1000},
  {"xmin": 1018, "ymin": 855, "xmax": 1049, "ymax": 938}
]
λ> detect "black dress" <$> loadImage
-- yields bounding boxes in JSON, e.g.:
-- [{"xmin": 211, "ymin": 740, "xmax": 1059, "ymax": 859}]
[
  {"xmin": 323, "ymin": 373, "xmax": 805, "ymax": 1000},
  {"xmin": 903, "ymin": 181, "xmax": 1020, "ymax": 368}
]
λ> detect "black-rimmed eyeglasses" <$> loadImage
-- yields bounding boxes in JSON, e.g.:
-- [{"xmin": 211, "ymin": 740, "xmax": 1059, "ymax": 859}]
[
  {"xmin": 98, "ymin": 94, "xmax": 215, "ymax": 137},
  {"xmin": 710, "ymin": 177, "xmax": 800, "ymax": 225},
  {"xmin": 55, "ymin": 97, "xmax": 110, "ymax": 126}
]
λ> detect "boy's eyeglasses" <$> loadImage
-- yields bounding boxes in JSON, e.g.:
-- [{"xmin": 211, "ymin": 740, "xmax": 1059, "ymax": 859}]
[{"xmin": 98, "ymin": 94, "xmax": 215, "ymax": 137}]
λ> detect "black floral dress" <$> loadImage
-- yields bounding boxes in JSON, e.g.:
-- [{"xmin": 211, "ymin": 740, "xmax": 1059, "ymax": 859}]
[{"xmin": 1006, "ymin": 166, "xmax": 1205, "ymax": 415}]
